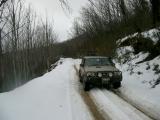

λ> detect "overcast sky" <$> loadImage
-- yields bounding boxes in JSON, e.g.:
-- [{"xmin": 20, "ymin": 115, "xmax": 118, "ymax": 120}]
[{"xmin": 25, "ymin": 0, "xmax": 88, "ymax": 41}]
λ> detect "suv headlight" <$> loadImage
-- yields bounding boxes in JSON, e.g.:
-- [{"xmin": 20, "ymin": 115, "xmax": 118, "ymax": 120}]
[
  {"xmin": 98, "ymin": 73, "xmax": 102, "ymax": 77},
  {"xmin": 114, "ymin": 71, "xmax": 122, "ymax": 76},
  {"xmin": 109, "ymin": 72, "xmax": 113, "ymax": 77},
  {"xmin": 87, "ymin": 72, "xmax": 95, "ymax": 77}
]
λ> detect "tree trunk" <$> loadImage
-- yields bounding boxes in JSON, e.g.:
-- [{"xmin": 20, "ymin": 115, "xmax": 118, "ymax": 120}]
[
  {"xmin": 0, "ymin": 29, "xmax": 3, "ymax": 92},
  {"xmin": 150, "ymin": 0, "xmax": 160, "ymax": 26}
]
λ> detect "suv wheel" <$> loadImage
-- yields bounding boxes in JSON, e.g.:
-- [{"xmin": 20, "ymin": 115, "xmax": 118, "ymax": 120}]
[
  {"xmin": 104, "ymin": 84, "xmax": 110, "ymax": 90},
  {"xmin": 113, "ymin": 82, "xmax": 121, "ymax": 89},
  {"xmin": 79, "ymin": 76, "xmax": 83, "ymax": 83},
  {"xmin": 83, "ymin": 81, "xmax": 90, "ymax": 91},
  {"xmin": 79, "ymin": 71, "xmax": 83, "ymax": 83}
]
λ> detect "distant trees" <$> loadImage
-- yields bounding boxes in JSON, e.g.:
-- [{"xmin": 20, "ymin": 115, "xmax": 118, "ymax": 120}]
[
  {"xmin": 0, "ymin": 0, "xmax": 58, "ymax": 92},
  {"xmin": 60, "ymin": 0, "xmax": 159, "ymax": 28},
  {"xmin": 68, "ymin": 0, "xmax": 154, "ymax": 56},
  {"xmin": 0, "ymin": 0, "xmax": 160, "ymax": 92},
  {"xmin": 118, "ymin": 0, "xmax": 128, "ymax": 23},
  {"xmin": 0, "ymin": 0, "xmax": 10, "ymax": 92}
]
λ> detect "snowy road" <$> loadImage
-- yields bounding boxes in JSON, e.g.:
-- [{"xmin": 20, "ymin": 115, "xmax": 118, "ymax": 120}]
[
  {"xmin": 0, "ymin": 59, "xmax": 158, "ymax": 120},
  {"xmin": 0, "ymin": 59, "xmax": 93, "ymax": 120},
  {"xmin": 89, "ymin": 89, "xmax": 152, "ymax": 120},
  {"xmin": 74, "ymin": 60, "xmax": 154, "ymax": 120}
]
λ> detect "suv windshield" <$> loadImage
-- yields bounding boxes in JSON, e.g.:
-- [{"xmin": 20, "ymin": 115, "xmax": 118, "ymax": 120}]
[{"xmin": 84, "ymin": 58, "xmax": 113, "ymax": 66}]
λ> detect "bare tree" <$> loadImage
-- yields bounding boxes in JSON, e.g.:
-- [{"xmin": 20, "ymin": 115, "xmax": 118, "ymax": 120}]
[
  {"xmin": 0, "ymin": 0, "xmax": 8, "ymax": 8},
  {"xmin": 59, "ymin": 0, "xmax": 72, "ymax": 14},
  {"xmin": 118, "ymin": 0, "xmax": 128, "ymax": 23},
  {"xmin": 150, "ymin": 0, "xmax": 160, "ymax": 26},
  {"xmin": 0, "ymin": 0, "xmax": 9, "ymax": 91}
]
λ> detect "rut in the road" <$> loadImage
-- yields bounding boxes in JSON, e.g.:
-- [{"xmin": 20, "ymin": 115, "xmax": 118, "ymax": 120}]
[
  {"xmin": 112, "ymin": 90, "xmax": 156, "ymax": 120},
  {"xmin": 73, "ymin": 65, "xmax": 107, "ymax": 120},
  {"xmin": 80, "ymin": 91, "xmax": 107, "ymax": 120}
]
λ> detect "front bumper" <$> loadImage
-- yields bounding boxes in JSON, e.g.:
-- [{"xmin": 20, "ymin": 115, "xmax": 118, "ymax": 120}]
[{"xmin": 86, "ymin": 75, "xmax": 122, "ymax": 86}]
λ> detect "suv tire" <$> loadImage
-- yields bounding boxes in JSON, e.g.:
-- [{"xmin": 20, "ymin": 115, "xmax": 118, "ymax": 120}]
[
  {"xmin": 83, "ymin": 81, "xmax": 90, "ymax": 91},
  {"xmin": 113, "ymin": 82, "xmax": 121, "ymax": 89},
  {"xmin": 104, "ymin": 84, "xmax": 111, "ymax": 90},
  {"xmin": 79, "ymin": 71, "xmax": 83, "ymax": 83},
  {"xmin": 79, "ymin": 76, "xmax": 83, "ymax": 83}
]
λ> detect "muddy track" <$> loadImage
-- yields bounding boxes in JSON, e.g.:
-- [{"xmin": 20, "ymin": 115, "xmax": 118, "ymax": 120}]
[
  {"xmin": 81, "ymin": 87, "xmax": 153, "ymax": 120},
  {"xmin": 90, "ymin": 89, "xmax": 153, "ymax": 120},
  {"xmin": 74, "ymin": 65, "xmax": 107, "ymax": 120},
  {"xmin": 74, "ymin": 64, "xmax": 156, "ymax": 120},
  {"xmin": 80, "ymin": 91, "xmax": 107, "ymax": 120}
]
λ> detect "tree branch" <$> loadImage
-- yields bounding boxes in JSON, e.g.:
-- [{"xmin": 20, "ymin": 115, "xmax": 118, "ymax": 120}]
[{"xmin": 0, "ymin": 0, "xmax": 7, "ymax": 8}]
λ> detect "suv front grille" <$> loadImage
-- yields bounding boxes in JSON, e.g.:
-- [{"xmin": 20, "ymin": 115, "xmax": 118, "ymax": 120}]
[{"xmin": 96, "ymin": 72, "xmax": 113, "ymax": 77}]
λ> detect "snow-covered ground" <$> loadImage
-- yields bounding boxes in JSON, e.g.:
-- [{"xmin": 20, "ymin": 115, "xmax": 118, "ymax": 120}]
[
  {"xmin": 0, "ymin": 57, "xmax": 159, "ymax": 120},
  {"xmin": 115, "ymin": 53, "xmax": 160, "ymax": 120},
  {"xmin": 114, "ymin": 28, "xmax": 160, "ymax": 120},
  {"xmin": 90, "ymin": 89, "xmax": 152, "ymax": 120},
  {"xmin": 117, "ymin": 28, "xmax": 160, "ymax": 45},
  {"xmin": 0, "ymin": 59, "xmax": 93, "ymax": 120}
]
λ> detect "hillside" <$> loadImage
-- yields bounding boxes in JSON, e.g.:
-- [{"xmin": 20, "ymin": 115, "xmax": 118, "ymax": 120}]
[
  {"xmin": 0, "ymin": 59, "xmax": 93, "ymax": 120},
  {"xmin": 114, "ymin": 28, "xmax": 160, "ymax": 119}
]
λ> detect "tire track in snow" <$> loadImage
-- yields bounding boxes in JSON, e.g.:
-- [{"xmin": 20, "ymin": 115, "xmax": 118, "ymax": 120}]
[
  {"xmin": 112, "ymin": 89, "xmax": 158, "ymax": 120},
  {"xmin": 90, "ymin": 89, "xmax": 131, "ymax": 120},
  {"xmin": 73, "ymin": 64, "xmax": 106, "ymax": 120},
  {"xmin": 90, "ymin": 89, "xmax": 153, "ymax": 120},
  {"xmin": 103, "ymin": 90, "xmax": 152, "ymax": 120},
  {"xmin": 73, "ymin": 60, "xmax": 155, "ymax": 120},
  {"xmin": 80, "ymin": 91, "xmax": 107, "ymax": 120},
  {"xmin": 74, "ymin": 62, "xmax": 140, "ymax": 120},
  {"xmin": 66, "ymin": 62, "xmax": 94, "ymax": 120}
]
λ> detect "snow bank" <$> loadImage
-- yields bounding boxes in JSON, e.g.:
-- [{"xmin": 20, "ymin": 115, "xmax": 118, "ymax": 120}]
[
  {"xmin": 115, "ymin": 28, "xmax": 160, "ymax": 120},
  {"xmin": 115, "ymin": 54, "xmax": 160, "ymax": 120},
  {"xmin": 142, "ymin": 28, "xmax": 160, "ymax": 44},
  {"xmin": 0, "ymin": 59, "xmax": 93, "ymax": 120},
  {"xmin": 90, "ymin": 89, "xmax": 151, "ymax": 120},
  {"xmin": 117, "ymin": 28, "xmax": 160, "ymax": 45}
]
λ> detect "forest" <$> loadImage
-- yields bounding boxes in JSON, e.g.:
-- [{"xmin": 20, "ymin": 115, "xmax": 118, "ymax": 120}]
[{"xmin": 0, "ymin": 0, "xmax": 160, "ymax": 92}]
